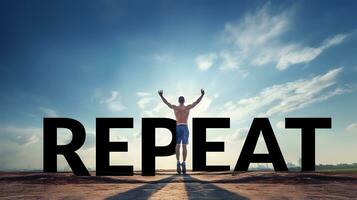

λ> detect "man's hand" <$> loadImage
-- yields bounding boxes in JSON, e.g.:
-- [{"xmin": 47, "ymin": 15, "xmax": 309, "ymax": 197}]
[
  {"xmin": 158, "ymin": 90, "xmax": 174, "ymax": 109},
  {"xmin": 201, "ymin": 89, "xmax": 205, "ymax": 96}
]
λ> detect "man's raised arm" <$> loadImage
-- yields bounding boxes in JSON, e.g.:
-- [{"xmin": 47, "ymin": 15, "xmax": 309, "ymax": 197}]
[
  {"xmin": 158, "ymin": 90, "xmax": 175, "ymax": 109},
  {"xmin": 187, "ymin": 89, "xmax": 205, "ymax": 109}
]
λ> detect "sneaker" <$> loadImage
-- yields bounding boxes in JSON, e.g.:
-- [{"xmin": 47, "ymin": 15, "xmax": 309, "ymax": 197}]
[
  {"xmin": 182, "ymin": 162, "xmax": 186, "ymax": 174},
  {"xmin": 177, "ymin": 162, "xmax": 181, "ymax": 174}
]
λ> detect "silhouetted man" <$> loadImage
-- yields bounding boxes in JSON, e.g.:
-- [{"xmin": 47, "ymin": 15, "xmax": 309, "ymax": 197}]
[{"xmin": 158, "ymin": 89, "xmax": 205, "ymax": 174}]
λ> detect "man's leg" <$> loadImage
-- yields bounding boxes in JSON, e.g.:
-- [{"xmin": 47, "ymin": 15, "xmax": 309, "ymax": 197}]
[
  {"xmin": 176, "ymin": 144, "xmax": 181, "ymax": 174},
  {"xmin": 175, "ymin": 144, "xmax": 181, "ymax": 161},
  {"xmin": 182, "ymin": 144, "xmax": 187, "ymax": 174},
  {"xmin": 181, "ymin": 125, "xmax": 189, "ymax": 174},
  {"xmin": 182, "ymin": 144, "xmax": 187, "ymax": 162}
]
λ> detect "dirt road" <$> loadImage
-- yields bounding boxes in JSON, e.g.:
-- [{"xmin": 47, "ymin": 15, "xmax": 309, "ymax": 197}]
[{"xmin": 1, "ymin": 171, "xmax": 357, "ymax": 199}]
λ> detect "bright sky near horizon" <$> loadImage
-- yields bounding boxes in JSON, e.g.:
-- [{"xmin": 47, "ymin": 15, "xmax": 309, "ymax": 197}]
[{"xmin": 0, "ymin": 0, "xmax": 357, "ymax": 171}]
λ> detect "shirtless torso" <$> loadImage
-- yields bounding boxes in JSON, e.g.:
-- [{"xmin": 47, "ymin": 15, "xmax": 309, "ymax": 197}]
[{"xmin": 173, "ymin": 105, "xmax": 190, "ymax": 124}]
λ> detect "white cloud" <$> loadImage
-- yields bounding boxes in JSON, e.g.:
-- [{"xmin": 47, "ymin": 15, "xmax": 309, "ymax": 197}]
[
  {"xmin": 136, "ymin": 92, "xmax": 154, "ymax": 109},
  {"xmin": 196, "ymin": 4, "xmax": 349, "ymax": 71},
  {"xmin": 140, "ymin": 93, "xmax": 177, "ymax": 118},
  {"xmin": 0, "ymin": 126, "xmax": 41, "ymax": 146},
  {"xmin": 137, "ymin": 97, "xmax": 153, "ymax": 109},
  {"xmin": 0, "ymin": 125, "xmax": 86, "ymax": 170},
  {"xmin": 346, "ymin": 123, "xmax": 357, "ymax": 132},
  {"xmin": 101, "ymin": 90, "xmax": 125, "ymax": 112},
  {"xmin": 277, "ymin": 34, "xmax": 348, "ymax": 70},
  {"xmin": 276, "ymin": 121, "xmax": 285, "ymax": 130},
  {"xmin": 221, "ymin": 68, "xmax": 355, "ymax": 122},
  {"xmin": 217, "ymin": 3, "xmax": 290, "ymax": 69},
  {"xmin": 0, "ymin": 126, "xmax": 43, "ymax": 170},
  {"xmin": 223, "ymin": 4, "xmax": 289, "ymax": 54},
  {"xmin": 39, "ymin": 107, "xmax": 59, "ymax": 117},
  {"xmin": 219, "ymin": 50, "xmax": 240, "ymax": 70},
  {"xmin": 138, "ymin": 97, "xmax": 152, "ymax": 109},
  {"xmin": 142, "ymin": 103, "xmax": 171, "ymax": 118},
  {"xmin": 223, "ymin": 127, "xmax": 249, "ymax": 142},
  {"xmin": 136, "ymin": 92, "xmax": 151, "ymax": 97},
  {"xmin": 195, "ymin": 52, "xmax": 217, "ymax": 71}
]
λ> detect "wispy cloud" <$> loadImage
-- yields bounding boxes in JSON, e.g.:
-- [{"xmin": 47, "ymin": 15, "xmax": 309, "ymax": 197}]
[
  {"xmin": 136, "ymin": 92, "xmax": 153, "ymax": 109},
  {"xmin": 276, "ymin": 121, "xmax": 285, "ymax": 130},
  {"xmin": 195, "ymin": 52, "xmax": 218, "ymax": 71},
  {"xmin": 219, "ymin": 50, "xmax": 241, "ymax": 70},
  {"xmin": 0, "ymin": 126, "xmax": 41, "ymax": 146},
  {"xmin": 0, "ymin": 126, "xmax": 43, "ymax": 170},
  {"xmin": 346, "ymin": 122, "xmax": 357, "ymax": 132},
  {"xmin": 136, "ymin": 92, "xmax": 151, "ymax": 96},
  {"xmin": 196, "ymin": 3, "xmax": 349, "ymax": 72},
  {"xmin": 221, "ymin": 67, "xmax": 355, "ymax": 122},
  {"xmin": 100, "ymin": 90, "xmax": 125, "ymax": 112},
  {"xmin": 221, "ymin": 127, "xmax": 249, "ymax": 142},
  {"xmin": 277, "ymin": 34, "xmax": 348, "ymax": 70},
  {"xmin": 224, "ymin": 4, "xmax": 289, "ymax": 57}
]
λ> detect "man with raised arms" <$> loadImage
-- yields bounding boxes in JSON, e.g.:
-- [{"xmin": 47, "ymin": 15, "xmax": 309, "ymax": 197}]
[{"xmin": 158, "ymin": 89, "xmax": 205, "ymax": 174}]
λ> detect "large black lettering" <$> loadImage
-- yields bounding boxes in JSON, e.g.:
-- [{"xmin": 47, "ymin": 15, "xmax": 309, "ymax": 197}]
[
  {"xmin": 192, "ymin": 118, "xmax": 230, "ymax": 171},
  {"xmin": 141, "ymin": 118, "xmax": 176, "ymax": 176},
  {"xmin": 96, "ymin": 118, "xmax": 134, "ymax": 176},
  {"xmin": 43, "ymin": 118, "xmax": 89, "ymax": 176},
  {"xmin": 285, "ymin": 118, "xmax": 331, "ymax": 171},
  {"xmin": 234, "ymin": 118, "xmax": 287, "ymax": 171}
]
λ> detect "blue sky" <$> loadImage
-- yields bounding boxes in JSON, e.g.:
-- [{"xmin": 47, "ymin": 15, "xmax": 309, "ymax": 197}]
[{"xmin": 1, "ymin": 0, "xmax": 357, "ymax": 171}]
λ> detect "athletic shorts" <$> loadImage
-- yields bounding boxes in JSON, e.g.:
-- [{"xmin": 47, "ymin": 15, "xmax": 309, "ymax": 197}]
[{"xmin": 176, "ymin": 124, "xmax": 189, "ymax": 144}]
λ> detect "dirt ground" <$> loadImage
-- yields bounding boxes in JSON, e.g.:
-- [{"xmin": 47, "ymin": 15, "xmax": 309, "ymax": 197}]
[{"xmin": 1, "ymin": 171, "xmax": 357, "ymax": 199}]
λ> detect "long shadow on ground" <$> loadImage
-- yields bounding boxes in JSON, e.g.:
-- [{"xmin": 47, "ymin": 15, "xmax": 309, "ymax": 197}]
[
  {"xmin": 105, "ymin": 174, "xmax": 249, "ymax": 200},
  {"xmin": 183, "ymin": 175, "xmax": 248, "ymax": 200},
  {"xmin": 105, "ymin": 175, "xmax": 176, "ymax": 200},
  {"xmin": 2, "ymin": 172, "xmax": 357, "ymax": 185}
]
